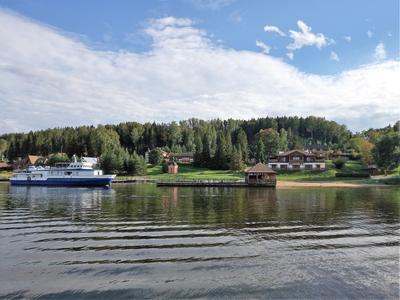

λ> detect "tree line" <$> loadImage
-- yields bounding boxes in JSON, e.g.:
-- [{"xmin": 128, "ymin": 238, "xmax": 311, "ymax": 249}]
[{"xmin": 0, "ymin": 116, "xmax": 398, "ymax": 173}]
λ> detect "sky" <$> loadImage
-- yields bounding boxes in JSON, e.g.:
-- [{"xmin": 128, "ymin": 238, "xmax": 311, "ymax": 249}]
[{"xmin": 0, "ymin": 0, "xmax": 399, "ymax": 134}]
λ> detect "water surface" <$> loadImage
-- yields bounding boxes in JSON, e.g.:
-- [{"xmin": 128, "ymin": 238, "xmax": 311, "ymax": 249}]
[{"xmin": 0, "ymin": 183, "xmax": 399, "ymax": 299}]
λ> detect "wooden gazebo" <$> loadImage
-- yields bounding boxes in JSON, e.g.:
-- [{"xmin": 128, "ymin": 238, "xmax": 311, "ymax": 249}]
[{"xmin": 245, "ymin": 163, "xmax": 276, "ymax": 187}]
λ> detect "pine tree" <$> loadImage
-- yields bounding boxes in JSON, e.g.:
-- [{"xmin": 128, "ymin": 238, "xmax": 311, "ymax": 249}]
[
  {"xmin": 237, "ymin": 128, "xmax": 248, "ymax": 162},
  {"xmin": 229, "ymin": 148, "xmax": 244, "ymax": 171},
  {"xmin": 255, "ymin": 138, "xmax": 266, "ymax": 163}
]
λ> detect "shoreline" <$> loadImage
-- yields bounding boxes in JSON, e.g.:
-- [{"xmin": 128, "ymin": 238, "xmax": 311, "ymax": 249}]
[
  {"xmin": 1, "ymin": 178, "xmax": 398, "ymax": 188},
  {"xmin": 276, "ymin": 180, "xmax": 397, "ymax": 188}
]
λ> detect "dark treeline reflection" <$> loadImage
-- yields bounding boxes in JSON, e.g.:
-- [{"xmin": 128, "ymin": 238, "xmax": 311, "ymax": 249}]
[{"xmin": 2, "ymin": 184, "xmax": 398, "ymax": 226}]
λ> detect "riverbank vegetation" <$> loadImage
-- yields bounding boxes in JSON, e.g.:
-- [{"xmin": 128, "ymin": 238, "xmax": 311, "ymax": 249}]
[
  {"xmin": 118, "ymin": 160, "xmax": 398, "ymax": 184},
  {"xmin": 0, "ymin": 116, "xmax": 398, "ymax": 177}
]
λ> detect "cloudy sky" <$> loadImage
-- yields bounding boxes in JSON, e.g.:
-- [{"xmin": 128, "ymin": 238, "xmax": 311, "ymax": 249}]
[{"xmin": 0, "ymin": 0, "xmax": 399, "ymax": 134}]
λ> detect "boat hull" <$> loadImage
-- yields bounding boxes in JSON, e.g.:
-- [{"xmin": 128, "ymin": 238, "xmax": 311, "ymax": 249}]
[{"xmin": 10, "ymin": 177, "xmax": 114, "ymax": 187}]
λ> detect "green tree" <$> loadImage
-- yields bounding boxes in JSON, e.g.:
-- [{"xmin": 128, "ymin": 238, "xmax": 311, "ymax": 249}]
[
  {"xmin": 99, "ymin": 146, "xmax": 127, "ymax": 174},
  {"xmin": 349, "ymin": 137, "xmax": 374, "ymax": 165},
  {"xmin": 236, "ymin": 128, "xmax": 248, "ymax": 161},
  {"xmin": 149, "ymin": 148, "xmax": 163, "ymax": 165},
  {"xmin": 278, "ymin": 128, "xmax": 288, "ymax": 151},
  {"xmin": 195, "ymin": 134, "xmax": 211, "ymax": 167},
  {"xmin": 255, "ymin": 138, "xmax": 266, "ymax": 163},
  {"xmin": 229, "ymin": 148, "xmax": 244, "ymax": 171},
  {"xmin": 373, "ymin": 132, "xmax": 400, "ymax": 174},
  {"xmin": 47, "ymin": 153, "xmax": 69, "ymax": 166},
  {"xmin": 255, "ymin": 128, "xmax": 279, "ymax": 160},
  {"xmin": 0, "ymin": 139, "xmax": 8, "ymax": 159},
  {"xmin": 213, "ymin": 131, "xmax": 231, "ymax": 169},
  {"xmin": 125, "ymin": 153, "xmax": 147, "ymax": 175}
]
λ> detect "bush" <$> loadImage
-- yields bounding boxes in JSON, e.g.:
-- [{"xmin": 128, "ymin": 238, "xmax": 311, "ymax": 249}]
[
  {"xmin": 161, "ymin": 163, "xmax": 169, "ymax": 173},
  {"xmin": 377, "ymin": 176, "xmax": 400, "ymax": 185},
  {"xmin": 335, "ymin": 172, "xmax": 370, "ymax": 178},
  {"xmin": 333, "ymin": 159, "xmax": 346, "ymax": 169}
]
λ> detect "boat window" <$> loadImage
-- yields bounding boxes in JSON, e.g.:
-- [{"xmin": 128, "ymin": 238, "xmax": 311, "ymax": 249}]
[{"xmin": 65, "ymin": 171, "xmax": 73, "ymax": 175}]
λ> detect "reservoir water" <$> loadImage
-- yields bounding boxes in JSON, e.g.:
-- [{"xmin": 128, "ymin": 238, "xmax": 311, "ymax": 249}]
[{"xmin": 0, "ymin": 183, "xmax": 399, "ymax": 299}]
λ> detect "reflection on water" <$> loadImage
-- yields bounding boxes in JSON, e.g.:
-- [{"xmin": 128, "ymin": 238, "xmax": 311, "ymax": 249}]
[{"xmin": 0, "ymin": 183, "xmax": 399, "ymax": 299}]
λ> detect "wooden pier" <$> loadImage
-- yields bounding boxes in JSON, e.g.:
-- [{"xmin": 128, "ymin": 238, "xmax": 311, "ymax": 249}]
[{"xmin": 156, "ymin": 179, "xmax": 276, "ymax": 187}]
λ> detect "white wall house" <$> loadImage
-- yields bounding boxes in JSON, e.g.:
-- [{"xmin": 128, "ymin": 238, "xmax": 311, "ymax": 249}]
[{"xmin": 268, "ymin": 150, "xmax": 326, "ymax": 171}]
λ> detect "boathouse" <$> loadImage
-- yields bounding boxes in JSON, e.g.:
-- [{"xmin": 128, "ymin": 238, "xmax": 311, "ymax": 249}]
[
  {"xmin": 167, "ymin": 161, "xmax": 178, "ymax": 174},
  {"xmin": 245, "ymin": 163, "xmax": 276, "ymax": 186}
]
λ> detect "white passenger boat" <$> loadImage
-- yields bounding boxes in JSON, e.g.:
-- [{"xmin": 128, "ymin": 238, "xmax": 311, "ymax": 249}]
[{"xmin": 10, "ymin": 157, "xmax": 115, "ymax": 187}]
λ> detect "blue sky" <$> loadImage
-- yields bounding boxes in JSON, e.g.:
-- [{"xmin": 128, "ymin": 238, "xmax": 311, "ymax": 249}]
[
  {"xmin": 1, "ymin": 0, "xmax": 397, "ymax": 74},
  {"xmin": 0, "ymin": 0, "xmax": 399, "ymax": 133}
]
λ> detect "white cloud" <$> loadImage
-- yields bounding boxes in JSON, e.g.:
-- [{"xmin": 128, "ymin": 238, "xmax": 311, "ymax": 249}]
[
  {"xmin": 367, "ymin": 30, "xmax": 373, "ymax": 38},
  {"xmin": 330, "ymin": 51, "xmax": 339, "ymax": 62},
  {"xmin": 255, "ymin": 40, "xmax": 271, "ymax": 54},
  {"xmin": 286, "ymin": 52, "xmax": 294, "ymax": 60},
  {"xmin": 374, "ymin": 42, "xmax": 387, "ymax": 60},
  {"xmin": 0, "ymin": 10, "xmax": 399, "ymax": 133},
  {"xmin": 287, "ymin": 20, "xmax": 331, "ymax": 51},
  {"xmin": 264, "ymin": 25, "xmax": 286, "ymax": 37},
  {"xmin": 344, "ymin": 36, "xmax": 351, "ymax": 42}
]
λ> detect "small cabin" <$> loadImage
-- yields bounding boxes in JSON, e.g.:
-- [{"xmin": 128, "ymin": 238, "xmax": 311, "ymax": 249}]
[
  {"xmin": 245, "ymin": 163, "xmax": 276, "ymax": 187},
  {"xmin": 167, "ymin": 162, "xmax": 178, "ymax": 174}
]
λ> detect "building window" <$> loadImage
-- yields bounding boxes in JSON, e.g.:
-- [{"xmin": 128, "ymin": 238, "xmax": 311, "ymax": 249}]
[{"xmin": 293, "ymin": 156, "xmax": 300, "ymax": 160}]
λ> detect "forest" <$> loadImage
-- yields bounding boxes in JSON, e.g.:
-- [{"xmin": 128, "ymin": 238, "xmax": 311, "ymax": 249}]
[{"xmin": 0, "ymin": 116, "xmax": 398, "ymax": 174}]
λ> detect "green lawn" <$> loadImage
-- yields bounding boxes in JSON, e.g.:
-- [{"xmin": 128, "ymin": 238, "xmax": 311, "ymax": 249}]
[
  {"xmin": 128, "ymin": 160, "xmax": 368, "ymax": 182},
  {"xmin": 142, "ymin": 164, "xmax": 244, "ymax": 180},
  {"xmin": 276, "ymin": 160, "xmax": 364, "ymax": 182}
]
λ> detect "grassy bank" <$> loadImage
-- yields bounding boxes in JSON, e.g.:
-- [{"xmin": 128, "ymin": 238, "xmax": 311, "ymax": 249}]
[
  {"xmin": 275, "ymin": 160, "xmax": 363, "ymax": 181},
  {"xmin": 138, "ymin": 160, "xmax": 363, "ymax": 182},
  {"xmin": 144, "ymin": 164, "xmax": 244, "ymax": 180},
  {"xmin": 132, "ymin": 161, "xmax": 398, "ymax": 185}
]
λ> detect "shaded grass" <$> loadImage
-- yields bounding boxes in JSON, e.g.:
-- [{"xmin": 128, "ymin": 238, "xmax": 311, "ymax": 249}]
[{"xmin": 143, "ymin": 164, "xmax": 244, "ymax": 180}]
